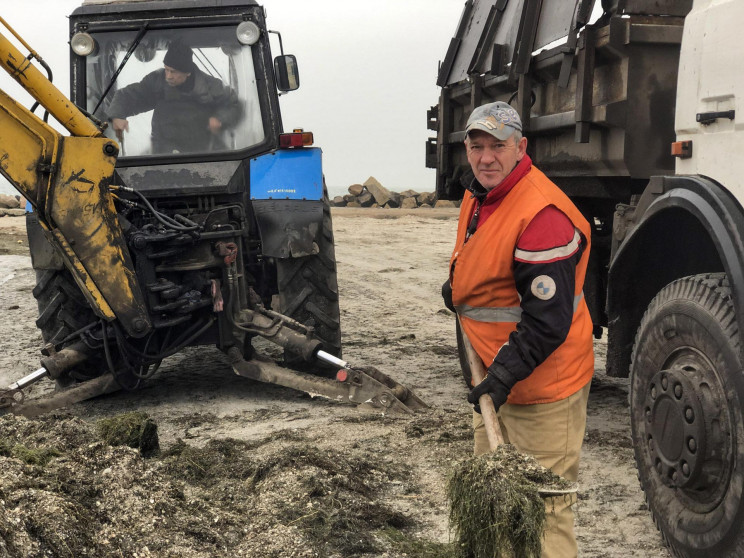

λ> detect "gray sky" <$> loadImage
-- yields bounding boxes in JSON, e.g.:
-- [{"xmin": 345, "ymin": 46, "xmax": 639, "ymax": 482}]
[{"xmin": 1, "ymin": 0, "xmax": 464, "ymax": 198}]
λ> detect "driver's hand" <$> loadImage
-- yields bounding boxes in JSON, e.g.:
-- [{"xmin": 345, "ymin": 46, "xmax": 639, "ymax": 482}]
[
  {"xmin": 208, "ymin": 117, "xmax": 223, "ymax": 134},
  {"xmin": 112, "ymin": 118, "xmax": 129, "ymax": 133}
]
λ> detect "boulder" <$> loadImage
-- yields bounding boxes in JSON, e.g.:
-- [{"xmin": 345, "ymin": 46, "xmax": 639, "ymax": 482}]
[
  {"xmin": 419, "ymin": 203, "xmax": 432, "ymax": 209},
  {"xmin": 387, "ymin": 192, "xmax": 401, "ymax": 208},
  {"xmin": 399, "ymin": 189, "xmax": 419, "ymax": 199},
  {"xmin": 434, "ymin": 200, "xmax": 457, "ymax": 208},
  {"xmin": 346, "ymin": 201, "xmax": 361, "ymax": 208},
  {"xmin": 363, "ymin": 176, "xmax": 393, "ymax": 207},
  {"xmin": 400, "ymin": 197, "xmax": 418, "ymax": 209},
  {"xmin": 343, "ymin": 194, "xmax": 357, "ymax": 203},
  {"xmin": 357, "ymin": 192, "xmax": 375, "ymax": 207},
  {"xmin": 416, "ymin": 192, "xmax": 437, "ymax": 206},
  {"xmin": 332, "ymin": 196, "xmax": 346, "ymax": 207},
  {"xmin": 348, "ymin": 183, "xmax": 364, "ymax": 196},
  {"xmin": 0, "ymin": 194, "xmax": 20, "ymax": 209}
]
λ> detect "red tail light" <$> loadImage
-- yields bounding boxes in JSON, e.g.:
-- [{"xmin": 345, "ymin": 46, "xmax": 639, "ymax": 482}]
[{"xmin": 279, "ymin": 129, "xmax": 314, "ymax": 148}]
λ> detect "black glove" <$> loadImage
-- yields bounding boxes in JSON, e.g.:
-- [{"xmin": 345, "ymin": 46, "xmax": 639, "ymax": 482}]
[
  {"xmin": 441, "ymin": 280, "xmax": 455, "ymax": 312},
  {"xmin": 467, "ymin": 372, "xmax": 510, "ymax": 414}
]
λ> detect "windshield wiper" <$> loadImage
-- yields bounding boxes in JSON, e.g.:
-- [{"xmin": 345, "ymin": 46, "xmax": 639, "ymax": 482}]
[{"xmin": 92, "ymin": 23, "xmax": 149, "ymax": 115}]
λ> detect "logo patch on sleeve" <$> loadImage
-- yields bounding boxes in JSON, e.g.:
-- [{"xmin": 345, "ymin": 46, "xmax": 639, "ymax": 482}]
[{"xmin": 531, "ymin": 275, "xmax": 556, "ymax": 300}]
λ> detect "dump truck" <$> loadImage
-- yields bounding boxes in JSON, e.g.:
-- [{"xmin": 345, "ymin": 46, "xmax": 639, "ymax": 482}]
[
  {"xmin": 0, "ymin": 0, "xmax": 425, "ymax": 416},
  {"xmin": 428, "ymin": 0, "xmax": 744, "ymax": 555}
]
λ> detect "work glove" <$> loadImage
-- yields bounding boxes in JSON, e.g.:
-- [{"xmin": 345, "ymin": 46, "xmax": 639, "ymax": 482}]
[
  {"xmin": 467, "ymin": 369, "xmax": 511, "ymax": 414},
  {"xmin": 441, "ymin": 280, "xmax": 455, "ymax": 312}
]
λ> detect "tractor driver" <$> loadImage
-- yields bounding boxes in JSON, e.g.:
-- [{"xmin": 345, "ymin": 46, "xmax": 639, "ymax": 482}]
[
  {"xmin": 443, "ymin": 101, "xmax": 595, "ymax": 557},
  {"xmin": 108, "ymin": 41, "xmax": 242, "ymax": 154}
]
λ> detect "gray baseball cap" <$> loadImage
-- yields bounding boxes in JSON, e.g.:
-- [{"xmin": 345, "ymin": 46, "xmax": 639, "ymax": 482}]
[{"xmin": 465, "ymin": 101, "xmax": 522, "ymax": 140}]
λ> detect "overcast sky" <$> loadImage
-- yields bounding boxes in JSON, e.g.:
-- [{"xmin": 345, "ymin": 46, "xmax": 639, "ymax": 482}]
[{"xmin": 1, "ymin": 0, "xmax": 464, "ymax": 198}]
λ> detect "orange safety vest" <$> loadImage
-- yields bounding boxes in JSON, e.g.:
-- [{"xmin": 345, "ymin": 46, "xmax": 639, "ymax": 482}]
[{"xmin": 450, "ymin": 166, "xmax": 594, "ymax": 405}]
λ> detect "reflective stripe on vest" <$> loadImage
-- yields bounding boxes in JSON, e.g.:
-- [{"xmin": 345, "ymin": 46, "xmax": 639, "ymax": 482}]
[{"xmin": 455, "ymin": 292, "xmax": 585, "ymax": 323}]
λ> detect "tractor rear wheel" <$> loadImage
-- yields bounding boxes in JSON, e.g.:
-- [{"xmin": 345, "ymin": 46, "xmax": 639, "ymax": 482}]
[
  {"xmin": 32, "ymin": 268, "xmax": 104, "ymax": 386},
  {"xmin": 276, "ymin": 199, "xmax": 342, "ymax": 372}
]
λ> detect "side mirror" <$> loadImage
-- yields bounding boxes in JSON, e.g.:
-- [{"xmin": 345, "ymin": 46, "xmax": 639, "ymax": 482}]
[{"xmin": 274, "ymin": 55, "xmax": 300, "ymax": 92}]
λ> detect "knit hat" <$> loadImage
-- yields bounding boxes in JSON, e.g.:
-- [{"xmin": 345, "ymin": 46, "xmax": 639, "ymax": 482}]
[{"xmin": 163, "ymin": 41, "xmax": 194, "ymax": 73}]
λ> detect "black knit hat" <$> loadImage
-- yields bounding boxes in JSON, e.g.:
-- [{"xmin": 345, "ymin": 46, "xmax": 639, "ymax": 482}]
[{"xmin": 163, "ymin": 41, "xmax": 194, "ymax": 73}]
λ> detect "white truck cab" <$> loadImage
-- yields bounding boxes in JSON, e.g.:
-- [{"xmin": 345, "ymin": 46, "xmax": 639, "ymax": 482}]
[{"xmin": 676, "ymin": 0, "xmax": 743, "ymax": 191}]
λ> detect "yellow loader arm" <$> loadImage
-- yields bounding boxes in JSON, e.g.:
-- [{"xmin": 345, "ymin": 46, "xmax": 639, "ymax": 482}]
[{"xmin": 0, "ymin": 17, "xmax": 150, "ymax": 337}]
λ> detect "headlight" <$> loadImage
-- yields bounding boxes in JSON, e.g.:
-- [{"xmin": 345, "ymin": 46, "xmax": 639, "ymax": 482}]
[
  {"xmin": 236, "ymin": 21, "xmax": 260, "ymax": 46},
  {"xmin": 70, "ymin": 32, "xmax": 97, "ymax": 56}
]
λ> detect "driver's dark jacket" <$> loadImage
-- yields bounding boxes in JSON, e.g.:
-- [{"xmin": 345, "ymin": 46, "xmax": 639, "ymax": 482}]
[{"xmin": 107, "ymin": 68, "xmax": 242, "ymax": 153}]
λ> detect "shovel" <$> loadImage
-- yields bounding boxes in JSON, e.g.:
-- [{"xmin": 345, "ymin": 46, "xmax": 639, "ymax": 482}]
[
  {"xmin": 457, "ymin": 316, "xmax": 576, "ymax": 496},
  {"xmin": 115, "ymin": 128, "xmax": 126, "ymax": 157}
]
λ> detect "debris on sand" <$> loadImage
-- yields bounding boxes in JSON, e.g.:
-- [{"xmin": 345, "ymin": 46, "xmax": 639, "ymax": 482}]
[
  {"xmin": 0, "ymin": 413, "xmax": 452, "ymax": 557},
  {"xmin": 447, "ymin": 444, "xmax": 573, "ymax": 558},
  {"xmin": 96, "ymin": 410, "xmax": 159, "ymax": 456}
]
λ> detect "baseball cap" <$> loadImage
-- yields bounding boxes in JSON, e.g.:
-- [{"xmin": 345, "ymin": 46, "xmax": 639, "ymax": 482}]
[{"xmin": 465, "ymin": 101, "xmax": 522, "ymax": 140}]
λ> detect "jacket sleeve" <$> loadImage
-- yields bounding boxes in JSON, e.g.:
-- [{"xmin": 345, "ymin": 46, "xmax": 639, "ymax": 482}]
[
  {"xmin": 107, "ymin": 71, "xmax": 162, "ymax": 119},
  {"xmin": 213, "ymin": 86, "xmax": 242, "ymax": 126},
  {"xmin": 489, "ymin": 209, "xmax": 586, "ymax": 389},
  {"xmin": 200, "ymin": 74, "xmax": 243, "ymax": 126}
]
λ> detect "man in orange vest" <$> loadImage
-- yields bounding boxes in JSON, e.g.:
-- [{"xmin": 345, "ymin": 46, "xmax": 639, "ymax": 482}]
[{"xmin": 443, "ymin": 101, "xmax": 594, "ymax": 557}]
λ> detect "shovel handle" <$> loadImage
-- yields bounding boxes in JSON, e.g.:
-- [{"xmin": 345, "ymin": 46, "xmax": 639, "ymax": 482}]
[
  {"xmin": 115, "ymin": 129, "xmax": 125, "ymax": 157},
  {"xmin": 458, "ymin": 316, "xmax": 505, "ymax": 450}
]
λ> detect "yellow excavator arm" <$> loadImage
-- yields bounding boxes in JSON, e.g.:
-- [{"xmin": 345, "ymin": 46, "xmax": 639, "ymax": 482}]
[{"xmin": 0, "ymin": 17, "xmax": 150, "ymax": 337}]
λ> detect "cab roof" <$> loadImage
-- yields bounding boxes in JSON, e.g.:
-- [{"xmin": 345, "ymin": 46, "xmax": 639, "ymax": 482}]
[{"xmin": 73, "ymin": 0, "xmax": 259, "ymax": 16}]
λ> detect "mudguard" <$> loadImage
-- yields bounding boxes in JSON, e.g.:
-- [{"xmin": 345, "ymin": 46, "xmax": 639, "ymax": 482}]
[
  {"xmin": 607, "ymin": 174, "xmax": 744, "ymax": 377},
  {"xmin": 250, "ymin": 147, "xmax": 323, "ymax": 201},
  {"xmin": 250, "ymin": 147, "xmax": 325, "ymax": 258}
]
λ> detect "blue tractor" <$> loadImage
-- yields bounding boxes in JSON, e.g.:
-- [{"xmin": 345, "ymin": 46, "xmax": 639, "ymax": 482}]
[{"xmin": 0, "ymin": 0, "xmax": 423, "ymax": 414}]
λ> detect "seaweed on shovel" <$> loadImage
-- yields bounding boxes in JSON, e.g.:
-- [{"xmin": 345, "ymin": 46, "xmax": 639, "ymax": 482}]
[
  {"xmin": 448, "ymin": 317, "xmax": 576, "ymax": 557},
  {"xmin": 447, "ymin": 444, "xmax": 573, "ymax": 557}
]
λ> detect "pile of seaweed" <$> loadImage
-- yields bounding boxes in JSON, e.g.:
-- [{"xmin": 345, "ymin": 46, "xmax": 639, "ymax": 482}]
[
  {"xmin": 0, "ymin": 412, "xmax": 451, "ymax": 558},
  {"xmin": 447, "ymin": 444, "xmax": 573, "ymax": 558}
]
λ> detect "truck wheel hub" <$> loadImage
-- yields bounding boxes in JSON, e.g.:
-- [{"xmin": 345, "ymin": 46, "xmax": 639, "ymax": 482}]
[{"xmin": 645, "ymin": 369, "xmax": 706, "ymax": 489}]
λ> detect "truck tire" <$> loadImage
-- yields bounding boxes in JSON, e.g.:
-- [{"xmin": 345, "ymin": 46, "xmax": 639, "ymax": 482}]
[
  {"xmin": 33, "ymin": 268, "xmax": 103, "ymax": 385},
  {"xmin": 276, "ymin": 199, "xmax": 342, "ymax": 371},
  {"xmin": 630, "ymin": 273, "xmax": 744, "ymax": 557}
]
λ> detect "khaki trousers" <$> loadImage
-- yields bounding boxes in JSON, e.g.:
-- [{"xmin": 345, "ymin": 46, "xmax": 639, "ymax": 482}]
[{"xmin": 473, "ymin": 381, "xmax": 591, "ymax": 558}]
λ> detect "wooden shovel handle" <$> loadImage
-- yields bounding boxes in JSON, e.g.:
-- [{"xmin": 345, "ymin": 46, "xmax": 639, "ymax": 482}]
[{"xmin": 457, "ymin": 315, "xmax": 505, "ymax": 450}]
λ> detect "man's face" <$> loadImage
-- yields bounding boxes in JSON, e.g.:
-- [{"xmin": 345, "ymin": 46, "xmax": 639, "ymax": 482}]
[
  {"xmin": 465, "ymin": 130, "xmax": 527, "ymax": 190},
  {"xmin": 164, "ymin": 65, "xmax": 190, "ymax": 87}
]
